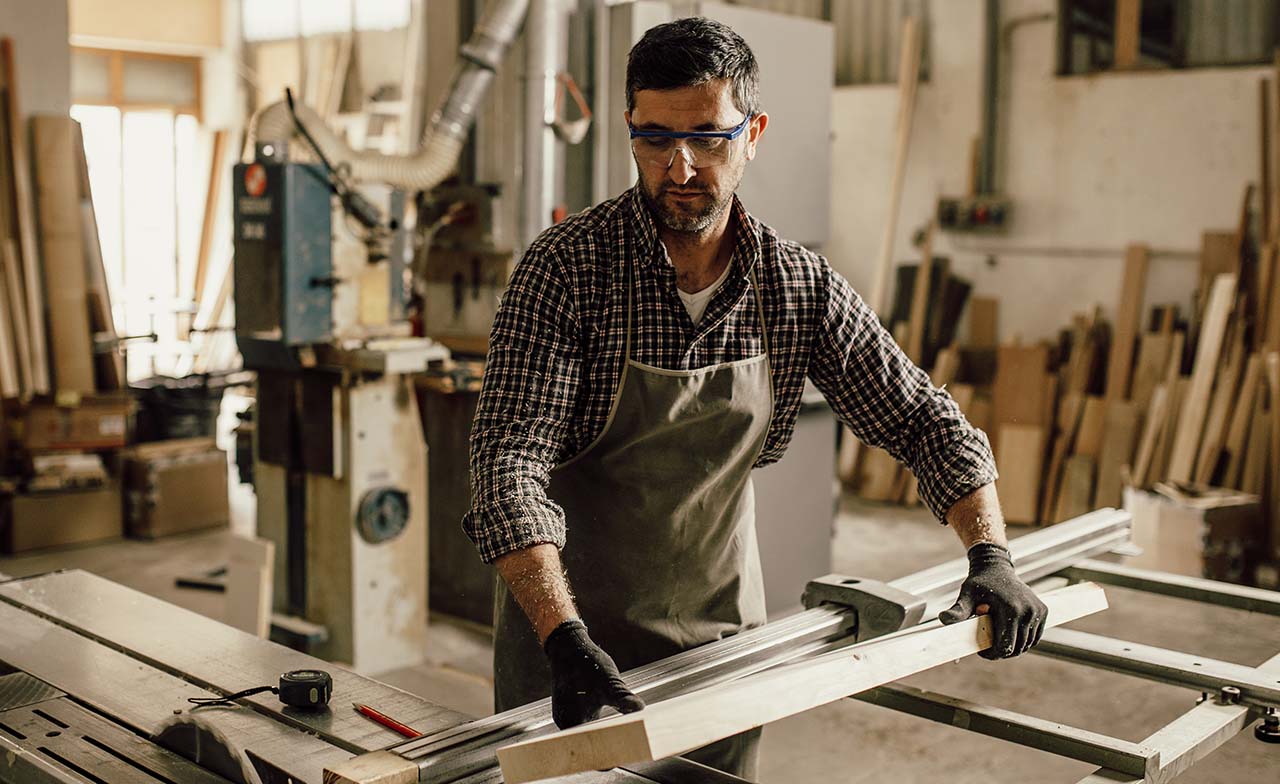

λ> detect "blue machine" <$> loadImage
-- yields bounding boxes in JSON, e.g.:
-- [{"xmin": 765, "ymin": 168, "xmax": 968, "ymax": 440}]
[{"xmin": 232, "ymin": 158, "xmax": 333, "ymax": 369}]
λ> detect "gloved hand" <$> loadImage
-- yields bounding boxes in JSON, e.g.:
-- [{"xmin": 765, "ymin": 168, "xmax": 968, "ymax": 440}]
[
  {"xmin": 939, "ymin": 543, "xmax": 1048, "ymax": 660},
  {"xmin": 544, "ymin": 619, "xmax": 645, "ymax": 728}
]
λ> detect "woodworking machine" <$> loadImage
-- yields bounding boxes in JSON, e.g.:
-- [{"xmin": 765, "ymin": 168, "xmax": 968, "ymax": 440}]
[{"xmin": 3, "ymin": 509, "xmax": 1277, "ymax": 783}]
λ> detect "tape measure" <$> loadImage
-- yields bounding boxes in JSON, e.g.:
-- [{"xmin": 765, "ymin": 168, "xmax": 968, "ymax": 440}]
[
  {"xmin": 187, "ymin": 669, "xmax": 333, "ymax": 711},
  {"xmin": 277, "ymin": 670, "xmax": 333, "ymax": 709}
]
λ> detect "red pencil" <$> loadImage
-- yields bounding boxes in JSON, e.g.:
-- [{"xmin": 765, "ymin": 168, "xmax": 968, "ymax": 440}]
[{"xmin": 352, "ymin": 702, "xmax": 421, "ymax": 739}]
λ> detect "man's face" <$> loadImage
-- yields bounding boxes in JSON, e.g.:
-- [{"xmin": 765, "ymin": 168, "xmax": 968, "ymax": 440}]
[{"xmin": 626, "ymin": 79, "xmax": 767, "ymax": 234}]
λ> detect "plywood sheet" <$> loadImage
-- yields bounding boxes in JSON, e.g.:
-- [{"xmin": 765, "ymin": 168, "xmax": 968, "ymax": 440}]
[
  {"xmin": 994, "ymin": 344, "xmax": 1051, "ymax": 426},
  {"xmin": 996, "ymin": 423, "xmax": 1045, "ymax": 524},
  {"xmin": 967, "ymin": 296, "xmax": 997, "ymax": 349},
  {"xmin": 1167, "ymin": 275, "xmax": 1236, "ymax": 482},
  {"xmin": 1094, "ymin": 400, "xmax": 1140, "ymax": 509},
  {"xmin": 1105, "ymin": 244, "xmax": 1149, "ymax": 402}
]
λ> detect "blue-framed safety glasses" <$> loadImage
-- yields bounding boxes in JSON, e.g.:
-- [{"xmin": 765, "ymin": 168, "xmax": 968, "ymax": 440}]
[{"xmin": 628, "ymin": 115, "xmax": 752, "ymax": 169}]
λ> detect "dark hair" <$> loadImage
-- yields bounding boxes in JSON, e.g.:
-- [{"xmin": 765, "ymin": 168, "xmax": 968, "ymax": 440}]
[{"xmin": 625, "ymin": 17, "xmax": 759, "ymax": 118}]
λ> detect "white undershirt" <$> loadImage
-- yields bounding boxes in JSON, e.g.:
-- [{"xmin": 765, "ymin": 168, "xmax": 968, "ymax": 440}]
[{"xmin": 677, "ymin": 260, "xmax": 733, "ymax": 326}]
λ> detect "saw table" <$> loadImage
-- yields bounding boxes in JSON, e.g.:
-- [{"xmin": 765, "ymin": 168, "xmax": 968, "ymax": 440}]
[{"xmin": 1, "ymin": 509, "xmax": 1277, "ymax": 783}]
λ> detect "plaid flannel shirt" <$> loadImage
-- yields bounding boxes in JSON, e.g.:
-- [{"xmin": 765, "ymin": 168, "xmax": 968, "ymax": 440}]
[{"xmin": 464, "ymin": 186, "xmax": 997, "ymax": 563}]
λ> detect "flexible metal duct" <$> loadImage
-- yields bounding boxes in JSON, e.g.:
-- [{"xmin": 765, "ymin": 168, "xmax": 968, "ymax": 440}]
[{"xmin": 250, "ymin": 0, "xmax": 530, "ymax": 192}]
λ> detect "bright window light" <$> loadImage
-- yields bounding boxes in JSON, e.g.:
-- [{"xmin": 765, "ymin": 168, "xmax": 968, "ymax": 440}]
[{"xmin": 242, "ymin": 0, "xmax": 409, "ymax": 41}]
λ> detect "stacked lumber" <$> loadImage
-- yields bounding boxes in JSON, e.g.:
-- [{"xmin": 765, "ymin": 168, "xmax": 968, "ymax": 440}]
[{"xmin": 0, "ymin": 40, "xmax": 120, "ymax": 398}]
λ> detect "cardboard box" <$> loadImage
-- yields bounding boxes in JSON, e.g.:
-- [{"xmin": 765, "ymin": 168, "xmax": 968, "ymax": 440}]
[
  {"xmin": 2, "ymin": 485, "xmax": 123, "ymax": 554},
  {"xmin": 1124, "ymin": 484, "xmax": 1265, "ymax": 584},
  {"xmin": 10, "ymin": 394, "xmax": 132, "ymax": 452},
  {"xmin": 123, "ymin": 438, "xmax": 229, "ymax": 538}
]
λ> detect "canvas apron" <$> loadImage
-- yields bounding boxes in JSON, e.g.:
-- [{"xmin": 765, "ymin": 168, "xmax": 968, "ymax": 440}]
[{"xmin": 493, "ymin": 259, "xmax": 773, "ymax": 778}]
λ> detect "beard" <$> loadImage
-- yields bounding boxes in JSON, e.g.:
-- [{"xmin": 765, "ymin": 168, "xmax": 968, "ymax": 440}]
[{"xmin": 637, "ymin": 156, "xmax": 745, "ymax": 234}]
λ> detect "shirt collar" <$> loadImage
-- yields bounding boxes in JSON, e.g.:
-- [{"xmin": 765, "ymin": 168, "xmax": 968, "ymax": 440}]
[{"xmin": 624, "ymin": 184, "xmax": 764, "ymax": 275}]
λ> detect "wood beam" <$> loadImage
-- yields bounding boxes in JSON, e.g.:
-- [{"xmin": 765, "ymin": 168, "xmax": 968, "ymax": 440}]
[{"xmin": 497, "ymin": 583, "xmax": 1109, "ymax": 784}]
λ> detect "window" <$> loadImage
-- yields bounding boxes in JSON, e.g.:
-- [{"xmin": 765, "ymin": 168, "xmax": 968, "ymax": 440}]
[
  {"xmin": 1059, "ymin": 0, "xmax": 1280, "ymax": 75},
  {"xmin": 72, "ymin": 49, "xmax": 205, "ymax": 381},
  {"xmin": 240, "ymin": 0, "xmax": 411, "ymax": 41}
]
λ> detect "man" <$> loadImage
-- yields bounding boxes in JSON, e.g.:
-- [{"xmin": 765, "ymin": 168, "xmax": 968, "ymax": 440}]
[{"xmin": 464, "ymin": 17, "xmax": 1046, "ymax": 778}]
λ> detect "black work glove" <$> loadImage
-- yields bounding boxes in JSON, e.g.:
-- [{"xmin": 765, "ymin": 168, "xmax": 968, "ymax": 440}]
[
  {"xmin": 544, "ymin": 619, "xmax": 645, "ymax": 729},
  {"xmin": 939, "ymin": 543, "xmax": 1048, "ymax": 660}
]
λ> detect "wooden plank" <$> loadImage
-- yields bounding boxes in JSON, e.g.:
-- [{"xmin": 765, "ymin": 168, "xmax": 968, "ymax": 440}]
[
  {"xmin": 0, "ymin": 244, "xmax": 19, "ymax": 396},
  {"xmin": 1131, "ymin": 332, "xmax": 1173, "ymax": 413},
  {"xmin": 1041, "ymin": 393, "xmax": 1085, "ymax": 524},
  {"xmin": 1222, "ymin": 355, "xmax": 1262, "ymax": 489},
  {"xmin": 905, "ymin": 222, "xmax": 935, "ymax": 364},
  {"xmin": 73, "ymin": 122, "xmax": 122, "ymax": 390},
  {"xmin": 870, "ymin": 17, "xmax": 922, "ymax": 315},
  {"xmin": 495, "ymin": 583, "xmax": 1109, "ymax": 784},
  {"xmin": 1113, "ymin": 0, "xmax": 1142, "ymax": 70},
  {"xmin": 1264, "ymin": 79, "xmax": 1273, "ymax": 245},
  {"xmin": 1267, "ymin": 352, "xmax": 1280, "ymax": 558},
  {"xmin": 1167, "ymin": 274, "xmax": 1236, "ymax": 482},
  {"xmin": 1131, "ymin": 384, "xmax": 1169, "ymax": 487},
  {"xmin": 192, "ymin": 129, "xmax": 228, "ymax": 310},
  {"xmin": 967, "ymin": 296, "xmax": 997, "ymax": 349},
  {"xmin": 857, "ymin": 449, "xmax": 902, "ymax": 503},
  {"xmin": 1105, "ymin": 244, "xmax": 1149, "ymax": 402},
  {"xmin": 1073, "ymin": 396, "xmax": 1108, "ymax": 459},
  {"xmin": 1150, "ymin": 377, "xmax": 1188, "ymax": 483},
  {"xmin": 1, "ymin": 38, "xmax": 49, "ymax": 393},
  {"xmin": 1054, "ymin": 454, "xmax": 1095, "ymax": 523},
  {"xmin": 1240, "ymin": 390, "xmax": 1269, "ymax": 495},
  {"xmin": 996, "ymin": 423, "xmax": 1045, "ymax": 524},
  {"xmin": 2, "ymin": 237, "xmax": 32, "ymax": 396},
  {"xmin": 1198, "ymin": 232, "xmax": 1237, "ymax": 297},
  {"xmin": 994, "ymin": 343, "xmax": 1051, "ymax": 426},
  {"xmin": 1254, "ymin": 243, "xmax": 1276, "ymax": 353},
  {"xmin": 1193, "ymin": 330, "xmax": 1245, "ymax": 484},
  {"xmin": 1094, "ymin": 400, "xmax": 1140, "ymax": 509},
  {"xmin": 31, "ymin": 115, "xmax": 95, "ymax": 394}
]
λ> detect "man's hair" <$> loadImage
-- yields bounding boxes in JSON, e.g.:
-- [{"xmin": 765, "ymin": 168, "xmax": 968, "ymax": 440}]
[{"xmin": 626, "ymin": 17, "xmax": 759, "ymax": 118}]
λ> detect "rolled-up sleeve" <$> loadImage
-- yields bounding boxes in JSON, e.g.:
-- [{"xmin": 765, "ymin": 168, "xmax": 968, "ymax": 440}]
[
  {"xmin": 463, "ymin": 245, "xmax": 581, "ymax": 563},
  {"xmin": 807, "ymin": 257, "xmax": 998, "ymax": 521}
]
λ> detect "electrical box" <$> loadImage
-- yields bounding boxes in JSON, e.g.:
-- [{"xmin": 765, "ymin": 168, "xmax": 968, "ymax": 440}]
[
  {"xmin": 936, "ymin": 195, "xmax": 1012, "ymax": 232},
  {"xmin": 233, "ymin": 160, "xmax": 333, "ymax": 358}
]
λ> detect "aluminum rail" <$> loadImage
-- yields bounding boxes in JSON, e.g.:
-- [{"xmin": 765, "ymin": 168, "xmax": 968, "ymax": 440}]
[
  {"xmin": 394, "ymin": 508, "xmax": 1132, "ymax": 782},
  {"xmin": 1060, "ymin": 559, "xmax": 1280, "ymax": 617},
  {"xmin": 1035, "ymin": 628, "xmax": 1280, "ymax": 710}
]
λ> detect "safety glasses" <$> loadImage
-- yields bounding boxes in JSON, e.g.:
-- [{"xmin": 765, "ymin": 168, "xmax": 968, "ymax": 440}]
[{"xmin": 628, "ymin": 115, "xmax": 752, "ymax": 169}]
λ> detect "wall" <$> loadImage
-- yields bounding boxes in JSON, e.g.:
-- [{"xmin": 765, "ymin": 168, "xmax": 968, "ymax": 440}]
[
  {"xmin": 0, "ymin": 0, "xmax": 71, "ymax": 118},
  {"xmin": 827, "ymin": 0, "xmax": 1261, "ymax": 343},
  {"xmin": 69, "ymin": 0, "xmax": 222, "ymax": 52}
]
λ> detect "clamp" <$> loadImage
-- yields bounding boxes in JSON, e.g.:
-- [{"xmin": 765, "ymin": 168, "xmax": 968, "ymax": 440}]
[{"xmin": 802, "ymin": 575, "xmax": 928, "ymax": 642}]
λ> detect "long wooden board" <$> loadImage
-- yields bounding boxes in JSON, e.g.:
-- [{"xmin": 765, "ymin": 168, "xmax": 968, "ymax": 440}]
[
  {"xmin": 1267, "ymin": 353, "xmax": 1280, "ymax": 558},
  {"xmin": 1167, "ymin": 274, "xmax": 1236, "ymax": 482},
  {"xmin": 31, "ymin": 115, "xmax": 95, "ymax": 394},
  {"xmin": 1193, "ymin": 332, "xmax": 1244, "ymax": 484},
  {"xmin": 996, "ymin": 423, "xmax": 1045, "ymax": 524},
  {"xmin": 496, "ymin": 583, "xmax": 1109, "ymax": 784},
  {"xmin": 1222, "ymin": 355, "xmax": 1262, "ymax": 489},
  {"xmin": 905, "ymin": 222, "xmax": 935, "ymax": 364},
  {"xmin": 1094, "ymin": 400, "xmax": 1140, "ymax": 508},
  {"xmin": 1131, "ymin": 384, "xmax": 1169, "ymax": 486},
  {"xmin": 1105, "ymin": 244, "xmax": 1149, "ymax": 402},
  {"xmin": 0, "ymin": 38, "xmax": 49, "ymax": 393}
]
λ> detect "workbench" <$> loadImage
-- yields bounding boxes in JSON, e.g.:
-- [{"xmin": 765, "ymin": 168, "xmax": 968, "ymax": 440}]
[{"xmin": 0, "ymin": 570, "xmax": 746, "ymax": 784}]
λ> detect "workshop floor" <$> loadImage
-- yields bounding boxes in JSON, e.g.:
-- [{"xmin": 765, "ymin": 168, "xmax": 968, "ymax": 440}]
[{"xmin": 1, "ymin": 495, "xmax": 1276, "ymax": 783}]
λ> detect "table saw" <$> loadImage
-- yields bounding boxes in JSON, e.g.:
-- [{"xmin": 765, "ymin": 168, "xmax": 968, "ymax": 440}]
[{"xmin": 1, "ymin": 509, "xmax": 1277, "ymax": 784}]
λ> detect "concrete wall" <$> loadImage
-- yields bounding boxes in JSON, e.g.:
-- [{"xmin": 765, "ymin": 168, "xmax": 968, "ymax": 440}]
[
  {"xmin": 827, "ymin": 0, "xmax": 1261, "ymax": 343},
  {"xmin": 0, "ymin": 0, "xmax": 71, "ymax": 118}
]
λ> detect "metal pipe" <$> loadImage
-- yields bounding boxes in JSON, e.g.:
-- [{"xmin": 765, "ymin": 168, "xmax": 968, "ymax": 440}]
[
  {"xmin": 979, "ymin": 0, "xmax": 999, "ymax": 194},
  {"xmin": 522, "ymin": 0, "xmax": 560, "ymax": 246},
  {"xmin": 249, "ymin": 0, "xmax": 529, "ymax": 192},
  {"xmin": 1035, "ymin": 628, "xmax": 1280, "ymax": 710}
]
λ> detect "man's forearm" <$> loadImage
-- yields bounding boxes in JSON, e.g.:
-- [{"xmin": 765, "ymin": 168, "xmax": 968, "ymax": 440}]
[
  {"xmin": 495, "ymin": 544, "xmax": 579, "ymax": 644},
  {"xmin": 944, "ymin": 483, "xmax": 1008, "ymax": 549}
]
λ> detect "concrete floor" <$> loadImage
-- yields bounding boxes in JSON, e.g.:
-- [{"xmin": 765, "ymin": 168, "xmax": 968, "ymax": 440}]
[{"xmin": 2, "ymin": 494, "xmax": 1277, "ymax": 782}]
